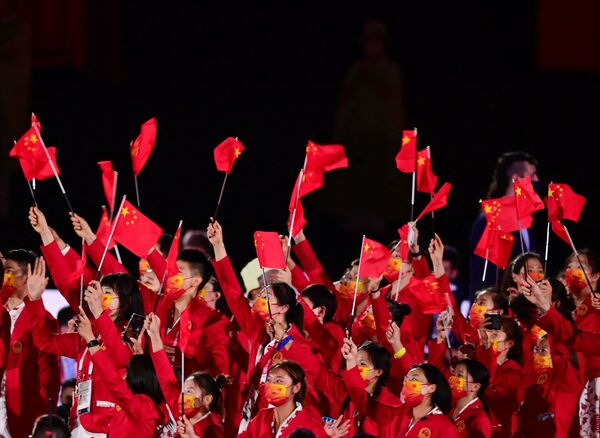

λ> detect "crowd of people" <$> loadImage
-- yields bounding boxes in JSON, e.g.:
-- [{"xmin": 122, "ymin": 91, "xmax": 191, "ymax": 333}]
[{"xmin": 0, "ymin": 150, "xmax": 598, "ymax": 438}]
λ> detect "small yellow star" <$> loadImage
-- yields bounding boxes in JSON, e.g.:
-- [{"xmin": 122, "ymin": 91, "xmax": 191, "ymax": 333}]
[
  {"xmin": 234, "ymin": 147, "xmax": 241, "ymax": 157},
  {"xmin": 29, "ymin": 134, "xmax": 38, "ymax": 144},
  {"xmin": 484, "ymin": 205, "xmax": 493, "ymax": 214},
  {"xmin": 515, "ymin": 186, "xmax": 522, "ymax": 196}
]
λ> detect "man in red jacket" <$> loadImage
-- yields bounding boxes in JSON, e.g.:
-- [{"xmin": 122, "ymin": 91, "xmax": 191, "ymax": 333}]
[{"xmin": 0, "ymin": 249, "xmax": 60, "ymax": 438}]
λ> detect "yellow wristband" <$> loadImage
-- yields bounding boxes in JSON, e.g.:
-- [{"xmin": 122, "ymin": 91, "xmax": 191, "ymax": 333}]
[{"xmin": 394, "ymin": 347, "xmax": 407, "ymax": 359}]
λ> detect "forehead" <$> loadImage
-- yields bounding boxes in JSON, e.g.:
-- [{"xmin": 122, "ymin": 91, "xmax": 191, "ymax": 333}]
[
  {"xmin": 269, "ymin": 368, "xmax": 291, "ymax": 380},
  {"xmin": 407, "ymin": 368, "xmax": 426, "ymax": 381},
  {"xmin": 356, "ymin": 350, "xmax": 372, "ymax": 363},
  {"xmin": 454, "ymin": 363, "xmax": 468, "ymax": 376},
  {"xmin": 4, "ymin": 260, "xmax": 22, "ymax": 272}
]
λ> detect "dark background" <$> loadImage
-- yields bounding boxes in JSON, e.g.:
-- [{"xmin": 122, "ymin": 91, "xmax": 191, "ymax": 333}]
[{"xmin": 1, "ymin": 1, "xmax": 599, "ymax": 287}]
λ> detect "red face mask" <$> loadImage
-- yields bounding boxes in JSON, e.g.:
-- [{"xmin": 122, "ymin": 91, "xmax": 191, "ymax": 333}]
[
  {"xmin": 252, "ymin": 297, "xmax": 270, "ymax": 321},
  {"xmin": 468, "ymin": 303, "xmax": 487, "ymax": 328},
  {"xmin": 566, "ymin": 268, "xmax": 587, "ymax": 294},
  {"xmin": 261, "ymin": 383, "xmax": 290, "ymax": 407},
  {"xmin": 401, "ymin": 380, "xmax": 427, "ymax": 407},
  {"xmin": 178, "ymin": 393, "xmax": 202, "ymax": 418},
  {"xmin": 448, "ymin": 375, "xmax": 467, "ymax": 400},
  {"xmin": 166, "ymin": 274, "xmax": 188, "ymax": 300},
  {"xmin": 383, "ymin": 258, "xmax": 402, "ymax": 283},
  {"xmin": 528, "ymin": 272, "xmax": 545, "ymax": 282},
  {"xmin": 0, "ymin": 273, "xmax": 17, "ymax": 298}
]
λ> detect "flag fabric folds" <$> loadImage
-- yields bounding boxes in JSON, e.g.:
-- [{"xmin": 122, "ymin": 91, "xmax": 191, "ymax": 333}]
[
  {"xmin": 416, "ymin": 148, "xmax": 437, "ymax": 193},
  {"xmin": 358, "ymin": 238, "xmax": 392, "ymax": 278},
  {"xmin": 130, "ymin": 117, "xmax": 157, "ymax": 176},
  {"xmin": 9, "ymin": 128, "xmax": 60, "ymax": 181},
  {"xmin": 416, "ymin": 183, "xmax": 452, "ymax": 221},
  {"xmin": 113, "ymin": 200, "xmax": 163, "ymax": 257},
  {"xmin": 254, "ymin": 231, "xmax": 286, "ymax": 270},
  {"xmin": 513, "ymin": 177, "xmax": 544, "ymax": 218},
  {"xmin": 547, "ymin": 183, "xmax": 586, "ymax": 223},
  {"xmin": 395, "ymin": 130, "xmax": 417, "ymax": 173},
  {"xmin": 214, "ymin": 137, "xmax": 245, "ymax": 173},
  {"xmin": 474, "ymin": 224, "xmax": 515, "ymax": 269},
  {"xmin": 97, "ymin": 161, "xmax": 117, "ymax": 212}
]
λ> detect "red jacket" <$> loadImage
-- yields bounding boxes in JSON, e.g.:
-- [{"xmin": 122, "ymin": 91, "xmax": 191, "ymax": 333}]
[
  {"xmin": 90, "ymin": 348, "xmax": 162, "ymax": 437},
  {"xmin": 300, "ymin": 298, "xmax": 344, "ymax": 372},
  {"xmin": 292, "ymin": 239, "xmax": 336, "ymax": 292},
  {"xmin": 27, "ymin": 298, "xmax": 132, "ymax": 433},
  {"xmin": 398, "ymin": 408, "xmax": 459, "ymax": 438},
  {"xmin": 452, "ymin": 398, "xmax": 491, "ymax": 438},
  {"xmin": 2, "ymin": 299, "xmax": 60, "ymax": 438},
  {"xmin": 239, "ymin": 405, "xmax": 328, "ymax": 438}
]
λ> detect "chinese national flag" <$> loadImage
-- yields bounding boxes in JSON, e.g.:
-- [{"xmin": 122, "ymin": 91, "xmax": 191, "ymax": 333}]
[
  {"xmin": 165, "ymin": 222, "xmax": 183, "ymax": 293},
  {"xmin": 513, "ymin": 177, "xmax": 544, "ymax": 218},
  {"xmin": 113, "ymin": 200, "xmax": 163, "ymax": 257},
  {"xmin": 397, "ymin": 224, "xmax": 411, "ymax": 261},
  {"xmin": 97, "ymin": 161, "xmax": 117, "ymax": 212},
  {"xmin": 395, "ymin": 129, "xmax": 417, "ymax": 173},
  {"xmin": 254, "ymin": 231, "xmax": 286, "ymax": 270},
  {"xmin": 416, "ymin": 148, "xmax": 437, "ymax": 193},
  {"xmin": 31, "ymin": 113, "xmax": 41, "ymax": 132},
  {"xmin": 9, "ymin": 128, "xmax": 60, "ymax": 181},
  {"xmin": 130, "ymin": 117, "xmax": 157, "ymax": 176},
  {"xmin": 358, "ymin": 238, "xmax": 392, "ymax": 278},
  {"xmin": 290, "ymin": 169, "xmax": 324, "ymax": 200},
  {"xmin": 304, "ymin": 141, "xmax": 348, "ymax": 173},
  {"xmin": 409, "ymin": 275, "xmax": 446, "ymax": 314},
  {"xmin": 288, "ymin": 196, "xmax": 307, "ymax": 238},
  {"xmin": 214, "ymin": 137, "xmax": 245, "ymax": 173},
  {"xmin": 547, "ymin": 183, "xmax": 586, "ymax": 223},
  {"xmin": 474, "ymin": 224, "xmax": 515, "ymax": 269},
  {"xmin": 481, "ymin": 196, "xmax": 533, "ymax": 232},
  {"xmin": 551, "ymin": 220, "xmax": 571, "ymax": 246},
  {"xmin": 96, "ymin": 208, "xmax": 116, "ymax": 250},
  {"xmin": 416, "ymin": 182, "xmax": 452, "ymax": 221}
]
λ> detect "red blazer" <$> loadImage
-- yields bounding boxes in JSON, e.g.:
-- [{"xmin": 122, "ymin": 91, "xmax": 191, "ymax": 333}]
[
  {"xmin": 90, "ymin": 349, "xmax": 162, "ymax": 437},
  {"xmin": 399, "ymin": 411, "xmax": 460, "ymax": 438},
  {"xmin": 2, "ymin": 299, "xmax": 60, "ymax": 438},
  {"xmin": 292, "ymin": 238, "xmax": 336, "ymax": 292},
  {"xmin": 27, "ymin": 298, "xmax": 132, "ymax": 433},
  {"xmin": 452, "ymin": 398, "xmax": 491, "ymax": 438},
  {"xmin": 239, "ymin": 405, "xmax": 328, "ymax": 438},
  {"xmin": 151, "ymin": 348, "xmax": 224, "ymax": 437}
]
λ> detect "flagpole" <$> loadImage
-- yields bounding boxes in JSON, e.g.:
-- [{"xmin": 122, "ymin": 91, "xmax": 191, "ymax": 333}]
[
  {"xmin": 134, "ymin": 175, "xmax": 141, "ymax": 208},
  {"xmin": 287, "ymin": 169, "xmax": 304, "ymax": 261},
  {"xmin": 512, "ymin": 179, "xmax": 525, "ymax": 254},
  {"xmin": 152, "ymin": 269, "xmax": 169, "ymax": 313},
  {"xmin": 410, "ymin": 128, "xmax": 418, "ymax": 221},
  {"xmin": 96, "ymin": 195, "xmax": 126, "ymax": 279},
  {"xmin": 78, "ymin": 238, "xmax": 86, "ymax": 354},
  {"xmin": 261, "ymin": 268, "xmax": 273, "ymax": 319},
  {"xmin": 350, "ymin": 235, "xmax": 366, "ymax": 322},
  {"xmin": 427, "ymin": 146, "xmax": 435, "ymax": 235},
  {"xmin": 14, "ymin": 140, "xmax": 38, "ymax": 207},
  {"xmin": 213, "ymin": 172, "xmax": 229, "ymax": 222},
  {"xmin": 482, "ymin": 248, "xmax": 490, "ymax": 282},
  {"xmin": 562, "ymin": 224, "xmax": 598, "ymax": 296},
  {"xmin": 181, "ymin": 349, "xmax": 185, "ymax": 418},
  {"xmin": 31, "ymin": 114, "xmax": 74, "ymax": 213},
  {"xmin": 110, "ymin": 171, "xmax": 119, "ymax": 222},
  {"xmin": 114, "ymin": 245, "xmax": 123, "ymax": 264},
  {"xmin": 543, "ymin": 181, "xmax": 553, "ymax": 277}
]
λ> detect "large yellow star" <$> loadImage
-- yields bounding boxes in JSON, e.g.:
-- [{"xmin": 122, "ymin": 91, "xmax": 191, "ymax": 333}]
[
  {"xmin": 548, "ymin": 187, "xmax": 554, "ymax": 197},
  {"xmin": 484, "ymin": 205, "xmax": 492, "ymax": 214},
  {"xmin": 122, "ymin": 207, "xmax": 130, "ymax": 217},
  {"xmin": 402, "ymin": 136, "xmax": 411, "ymax": 145},
  {"xmin": 234, "ymin": 147, "xmax": 241, "ymax": 158},
  {"xmin": 417, "ymin": 157, "xmax": 426, "ymax": 166},
  {"xmin": 29, "ymin": 134, "xmax": 38, "ymax": 144},
  {"xmin": 364, "ymin": 243, "xmax": 371, "ymax": 253},
  {"xmin": 515, "ymin": 186, "xmax": 522, "ymax": 196}
]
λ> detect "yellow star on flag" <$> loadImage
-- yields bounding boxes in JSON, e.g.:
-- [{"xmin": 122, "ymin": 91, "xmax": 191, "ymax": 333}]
[
  {"xmin": 484, "ymin": 205, "xmax": 492, "ymax": 214},
  {"xmin": 29, "ymin": 134, "xmax": 38, "ymax": 144},
  {"xmin": 417, "ymin": 157, "xmax": 426, "ymax": 166},
  {"xmin": 515, "ymin": 186, "xmax": 522, "ymax": 196},
  {"xmin": 122, "ymin": 207, "xmax": 130, "ymax": 217},
  {"xmin": 548, "ymin": 187, "xmax": 554, "ymax": 197},
  {"xmin": 364, "ymin": 243, "xmax": 371, "ymax": 253},
  {"xmin": 234, "ymin": 147, "xmax": 241, "ymax": 158},
  {"xmin": 402, "ymin": 136, "xmax": 410, "ymax": 145}
]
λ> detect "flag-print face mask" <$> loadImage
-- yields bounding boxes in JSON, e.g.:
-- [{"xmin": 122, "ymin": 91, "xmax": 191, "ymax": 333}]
[
  {"xmin": 565, "ymin": 268, "xmax": 587, "ymax": 294},
  {"xmin": 0, "ymin": 273, "xmax": 17, "ymax": 297},
  {"xmin": 261, "ymin": 383, "xmax": 290, "ymax": 407},
  {"xmin": 178, "ymin": 393, "xmax": 202, "ymax": 418},
  {"xmin": 468, "ymin": 303, "xmax": 487, "ymax": 327},
  {"xmin": 449, "ymin": 375, "xmax": 467, "ymax": 400}
]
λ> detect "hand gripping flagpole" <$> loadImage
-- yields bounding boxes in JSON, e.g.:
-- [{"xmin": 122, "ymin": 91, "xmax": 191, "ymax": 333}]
[
  {"xmin": 96, "ymin": 195, "xmax": 127, "ymax": 280},
  {"xmin": 562, "ymin": 224, "xmax": 598, "ymax": 297},
  {"xmin": 31, "ymin": 114, "xmax": 74, "ymax": 213}
]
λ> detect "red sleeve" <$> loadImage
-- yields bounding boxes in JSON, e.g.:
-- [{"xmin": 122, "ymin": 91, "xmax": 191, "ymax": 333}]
[
  {"xmin": 0, "ymin": 310, "xmax": 8, "ymax": 371},
  {"xmin": 150, "ymin": 348, "xmax": 180, "ymax": 414},
  {"xmin": 571, "ymin": 331, "xmax": 600, "ymax": 355},
  {"xmin": 86, "ymin": 238, "xmax": 127, "ymax": 275},
  {"xmin": 341, "ymin": 367, "xmax": 399, "ymax": 423},
  {"xmin": 486, "ymin": 361, "xmax": 524, "ymax": 402},
  {"xmin": 291, "ymin": 265, "xmax": 312, "ymax": 291},
  {"xmin": 446, "ymin": 284, "xmax": 480, "ymax": 345},
  {"xmin": 90, "ymin": 348, "xmax": 138, "ymax": 415},
  {"xmin": 537, "ymin": 306, "xmax": 574, "ymax": 344},
  {"xmin": 371, "ymin": 289, "xmax": 393, "ymax": 352},
  {"xmin": 25, "ymin": 298, "xmax": 80, "ymax": 358},
  {"xmin": 147, "ymin": 249, "xmax": 167, "ymax": 281},
  {"xmin": 388, "ymin": 349, "xmax": 417, "ymax": 395},
  {"xmin": 411, "ymin": 256, "xmax": 430, "ymax": 279},
  {"xmin": 292, "ymin": 239, "xmax": 336, "ymax": 291},
  {"xmin": 427, "ymin": 339, "xmax": 450, "ymax": 378},
  {"xmin": 202, "ymin": 321, "xmax": 230, "ymax": 375},
  {"xmin": 300, "ymin": 299, "xmax": 344, "ymax": 371},
  {"xmin": 30, "ymin": 304, "xmax": 61, "ymax": 403},
  {"xmin": 212, "ymin": 256, "xmax": 263, "ymax": 338},
  {"xmin": 94, "ymin": 312, "xmax": 133, "ymax": 368}
]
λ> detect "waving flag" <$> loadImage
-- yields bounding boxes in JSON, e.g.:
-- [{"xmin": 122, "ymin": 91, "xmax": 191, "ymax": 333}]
[
  {"xmin": 130, "ymin": 117, "xmax": 157, "ymax": 176},
  {"xmin": 416, "ymin": 148, "xmax": 437, "ymax": 193},
  {"xmin": 358, "ymin": 238, "xmax": 392, "ymax": 278},
  {"xmin": 113, "ymin": 200, "xmax": 163, "ymax": 257},
  {"xmin": 254, "ymin": 231, "xmax": 286, "ymax": 270},
  {"xmin": 547, "ymin": 183, "xmax": 586, "ymax": 223},
  {"xmin": 214, "ymin": 137, "xmax": 245, "ymax": 173},
  {"xmin": 416, "ymin": 183, "xmax": 452, "ymax": 221},
  {"xmin": 513, "ymin": 177, "xmax": 544, "ymax": 218},
  {"xmin": 395, "ymin": 129, "xmax": 417, "ymax": 173}
]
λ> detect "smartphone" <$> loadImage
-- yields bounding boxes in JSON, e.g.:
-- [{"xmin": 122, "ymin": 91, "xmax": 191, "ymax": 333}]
[
  {"xmin": 122, "ymin": 313, "xmax": 145, "ymax": 343},
  {"xmin": 485, "ymin": 313, "xmax": 502, "ymax": 330}
]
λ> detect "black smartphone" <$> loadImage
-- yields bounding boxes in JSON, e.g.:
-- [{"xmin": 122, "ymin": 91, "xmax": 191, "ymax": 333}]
[
  {"xmin": 122, "ymin": 313, "xmax": 145, "ymax": 343},
  {"xmin": 485, "ymin": 313, "xmax": 502, "ymax": 330}
]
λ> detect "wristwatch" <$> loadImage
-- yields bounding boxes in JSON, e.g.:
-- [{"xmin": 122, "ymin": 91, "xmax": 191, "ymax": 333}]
[{"xmin": 86, "ymin": 339, "xmax": 100, "ymax": 348}]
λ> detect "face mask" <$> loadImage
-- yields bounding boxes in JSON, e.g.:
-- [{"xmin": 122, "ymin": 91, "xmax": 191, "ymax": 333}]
[
  {"xmin": 491, "ymin": 339, "xmax": 500, "ymax": 353},
  {"xmin": 166, "ymin": 274, "xmax": 187, "ymax": 300},
  {"xmin": 261, "ymin": 383, "xmax": 290, "ymax": 407},
  {"xmin": 252, "ymin": 297, "xmax": 270, "ymax": 320},
  {"xmin": 566, "ymin": 268, "xmax": 587, "ymax": 294},
  {"xmin": 358, "ymin": 366, "xmax": 370, "ymax": 381},
  {"xmin": 356, "ymin": 310, "xmax": 376, "ymax": 340},
  {"xmin": 530, "ymin": 325, "xmax": 547, "ymax": 343},
  {"xmin": 198, "ymin": 288, "xmax": 207, "ymax": 300},
  {"xmin": 101, "ymin": 293, "xmax": 113, "ymax": 311},
  {"xmin": 469, "ymin": 303, "xmax": 487, "ymax": 327},
  {"xmin": 337, "ymin": 280, "xmax": 366, "ymax": 300},
  {"xmin": 178, "ymin": 393, "xmax": 202, "ymax": 418},
  {"xmin": 528, "ymin": 272, "xmax": 545, "ymax": 282},
  {"xmin": 383, "ymin": 257, "xmax": 402, "ymax": 282},
  {"xmin": 401, "ymin": 380, "xmax": 426, "ymax": 407},
  {"xmin": 1, "ymin": 273, "xmax": 17, "ymax": 297},
  {"xmin": 139, "ymin": 259, "xmax": 150, "ymax": 276},
  {"xmin": 533, "ymin": 354, "xmax": 552, "ymax": 373},
  {"xmin": 449, "ymin": 375, "xmax": 467, "ymax": 400}
]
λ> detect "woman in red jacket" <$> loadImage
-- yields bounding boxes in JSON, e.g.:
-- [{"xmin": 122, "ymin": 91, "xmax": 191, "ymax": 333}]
[
  {"xmin": 145, "ymin": 312, "xmax": 225, "ymax": 438},
  {"xmin": 449, "ymin": 359, "xmax": 492, "ymax": 438}
]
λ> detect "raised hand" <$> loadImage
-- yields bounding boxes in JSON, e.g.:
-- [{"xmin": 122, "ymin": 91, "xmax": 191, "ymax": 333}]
[
  {"xmin": 207, "ymin": 220, "xmax": 226, "ymax": 261},
  {"xmin": 77, "ymin": 307, "xmax": 95, "ymax": 344},
  {"xmin": 385, "ymin": 321, "xmax": 403, "ymax": 353},
  {"xmin": 429, "ymin": 233, "xmax": 445, "ymax": 277},
  {"xmin": 341, "ymin": 336, "xmax": 358, "ymax": 369},
  {"xmin": 324, "ymin": 415, "xmax": 352, "ymax": 438},
  {"xmin": 144, "ymin": 313, "xmax": 164, "ymax": 352},
  {"xmin": 408, "ymin": 221, "xmax": 420, "ymax": 254},
  {"xmin": 272, "ymin": 267, "xmax": 292, "ymax": 287},
  {"xmin": 436, "ymin": 311, "xmax": 453, "ymax": 344},
  {"xmin": 70, "ymin": 213, "xmax": 96, "ymax": 244},
  {"xmin": 27, "ymin": 257, "xmax": 48, "ymax": 300},
  {"xmin": 84, "ymin": 280, "xmax": 104, "ymax": 319},
  {"xmin": 29, "ymin": 207, "xmax": 54, "ymax": 245},
  {"xmin": 522, "ymin": 277, "xmax": 551, "ymax": 312},
  {"xmin": 177, "ymin": 416, "xmax": 200, "ymax": 438}
]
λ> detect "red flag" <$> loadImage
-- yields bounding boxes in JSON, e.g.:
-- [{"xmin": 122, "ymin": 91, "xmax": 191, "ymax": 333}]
[
  {"xmin": 305, "ymin": 141, "xmax": 348, "ymax": 173},
  {"xmin": 113, "ymin": 200, "xmax": 163, "ymax": 257},
  {"xmin": 96, "ymin": 208, "xmax": 116, "ymax": 250},
  {"xmin": 416, "ymin": 182, "xmax": 452, "ymax": 221},
  {"xmin": 31, "ymin": 113, "xmax": 41, "ymax": 132},
  {"xmin": 513, "ymin": 177, "xmax": 544, "ymax": 218},
  {"xmin": 67, "ymin": 243, "xmax": 88, "ymax": 285},
  {"xmin": 289, "ymin": 169, "xmax": 325, "ymax": 201},
  {"xmin": 416, "ymin": 148, "xmax": 437, "ymax": 193},
  {"xmin": 358, "ymin": 238, "xmax": 392, "ymax": 278},
  {"xmin": 481, "ymin": 196, "xmax": 533, "ymax": 232},
  {"xmin": 214, "ymin": 137, "xmax": 245, "ymax": 173},
  {"xmin": 547, "ymin": 183, "xmax": 586, "ymax": 223},
  {"xmin": 97, "ymin": 161, "xmax": 117, "ymax": 212},
  {"xmin": 288, "ymin": 196, "xmax": 307, "ymax": 238},
  {"xmin": 9, "ymin": 129, "xmax": 60, "ymax": 181},
  {"xmin": 474, "ymin": 224, "xmax": 515, "ymax": 269},
  {"xmin": 165, "ymin": 222, "xmax": 183, "ymax": 294},
  {"xmin": 130, "ymin": 117, "xmax": 157, "ymax": 176},
  {"xmin": 395, "ymin": 129, "xmax": 417, "ymax": 173},
  {"xmin": 409, "ymin": 275, "xmax": 446, "ymax": 314},
  {"xmin": 396, "ymin": 224, "xmax": 411, "ymax": 261},
  {"xmin": 551, "ymin": 220, "xmax": 571, "ymax": 246},
  {"xmin": 254, "ymin": 231, "xmax": 286, "ymax": 270}
]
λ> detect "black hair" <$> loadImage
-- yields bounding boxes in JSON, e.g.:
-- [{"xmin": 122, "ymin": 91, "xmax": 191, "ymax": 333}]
[
  {"xmin": 269, "ymin": 360, "xmax": 307, "ymax": 404},
  {"xmin": 443, "ymin": 245, "xmax": 462, "ymax": 271},
  {"xmin": 456, "ymin": 359, "xmax": 489, "ymax": 412},
  {"xmin": 476, "ymin": 288, "xmax": 509, "ymax": 314},
  {"xmin": 4, "ymin": 249, "xmax": 37, "ymax": 275},
  {"xmin": 564, "ymin": 248, "xmax": 600, "ymax": 275},
  {"xmin": 157, "ymin": 233, "xmax": 173, "ymax": 258},
  {"xmin": 385, "ymin": 299, "xmax": 411, "ymax": 326},
  {"xmin": 301, "ymin": 284, "xmax": 337, "ymax": 323},
  {"xmin": 31, "ymin": 414, "xmax": 70, "ymax": 438},
  {"xmin": 187, "ymin": 372, "xmax": 225, "ymax": 412},
  {"xmin": 125, "ymin": 354, "xmax": 164, "ymax": 406},
  {"xmin": 177, "ymin": 249, "xmax": 213, "ymax": 290},
  {"xmin": 289, "ymin": 430, "xmax": 316, "ymax": 438},
  {"xmin": 207, "ymin": 276, "xmax": 232, "ymax": 318},
  {"xmin": 358, "ymin": 341, "xmax": 391, "ymax": 398},
  {"xmin": 487, "ymin": 151, "xmax": 538, "ymax": 199},
  {"xmin": 270, "ymin": 282, "xmax": 304, "ymax": 332},
  {"xmin": 412, "ymin": 363, "xmax": 452, "ymax": 414},
  {"xmin": 61, "ymin": 378, "xmax": 76, "ymax": 391},
  {"xmin": 548, "ymin": 277, "xmax": 575, "ymax": 322},
  {"xmin": 57, "ymin": 306, "xmax": 76, "ymax": 327},
  {"xmin": 100, "ymin": 273, "xmax": 144, "ymax": 326},
  {"xmin": 501, "ymin": 252, "xmax": 544, "ymax": 294},
  {"xmin": 509, "ymin": 293, "xmax": 537, "ymax": 327},
  {"xmin": 500, "ymin": 315, "xmax": 523, "ymax": 365}
]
